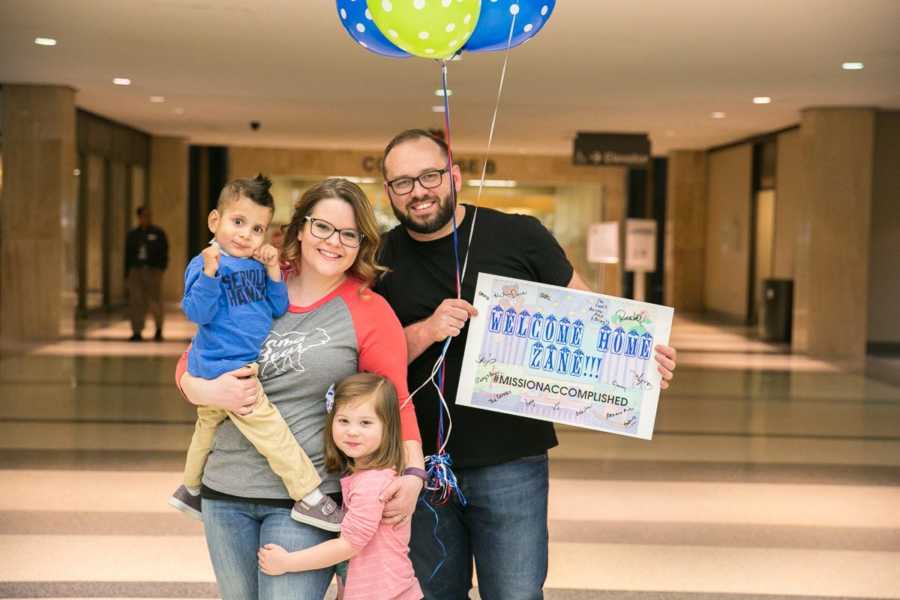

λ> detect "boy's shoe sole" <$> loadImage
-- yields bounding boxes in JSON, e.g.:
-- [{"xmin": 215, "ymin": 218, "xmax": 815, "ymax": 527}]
[
  {"xmin": 291, "ymin": 501, "xmax": 343, "ymax": 532},
  {"xmin": 168, "ymin": 494, "xmax": 202, "ymax": 520}
]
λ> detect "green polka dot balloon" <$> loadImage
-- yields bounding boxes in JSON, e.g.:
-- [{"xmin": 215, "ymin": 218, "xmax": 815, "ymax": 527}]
[{"xmin": 367, "ymin": 0, "xmax": 481, "ymax": 60}]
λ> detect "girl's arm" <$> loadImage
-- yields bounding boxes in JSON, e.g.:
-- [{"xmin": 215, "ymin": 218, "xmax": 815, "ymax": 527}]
[
  {"xmin": 259, "ymin": 471, "xmax": 390, "ymax": 576},
  {"xmin": 257, "ymin": 539, "xmax": 358, "ymax": 576}
]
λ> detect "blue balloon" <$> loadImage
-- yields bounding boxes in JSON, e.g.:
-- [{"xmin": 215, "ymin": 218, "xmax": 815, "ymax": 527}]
[
  {"xmin": 463, "ymin": 0, "xmax": 556, "ymax": 53},
  {"xmin": 336, "ymin": 0, "xmax": 409, "ymax": 58}
]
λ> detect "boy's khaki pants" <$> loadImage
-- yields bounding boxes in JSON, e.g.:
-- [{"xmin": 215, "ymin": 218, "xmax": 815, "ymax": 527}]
[{"xmin": 182, "ymin": 363, "xmax": 321, "ymax": 500}]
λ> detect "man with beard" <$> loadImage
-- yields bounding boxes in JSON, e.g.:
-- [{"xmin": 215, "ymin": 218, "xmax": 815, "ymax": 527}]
[{"xmin": 374, "ymin": 129, "xmax": 678, "ymax": 599}]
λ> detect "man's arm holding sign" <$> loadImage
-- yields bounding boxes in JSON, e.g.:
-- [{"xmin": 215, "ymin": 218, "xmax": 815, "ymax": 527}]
[
  {"xmin": 405, "ymin": 270, "xmax": 677, "ymax": 387},
  {"xmin": 566, "ymin": 272, "xmax": 677, "ymax": 389}
]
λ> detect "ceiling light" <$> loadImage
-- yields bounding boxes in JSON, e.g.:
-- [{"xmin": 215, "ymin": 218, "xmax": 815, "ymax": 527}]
[
  {"xmin": 342, "ymin": 176, "xmax": 377, "ymax": 184},
  {"xmin": 466, "ymin": 179, "xmax": 517, "ymax": 188},
  {"xmin": 842, "ymin": 62, "xmax": 864, "ymax": 70},
  {"xmin": 174, "ymin": 107, "xmax": 185, "ymax": 115},
  {"xmin": 753, "ymin": 97, "xmax": 771, "ymax": 104},
  {"xmin": 432, "ymin": 105, "xmax": 446, "ymax": 113},
  {"xmin": 434, "ymin": 89, "xmax": 452, "ymax": 97},
  {"xmin": 34, "ymin": 37, "xmax": 57, "ymax": 46},
  {"xmin": 711, "ymin": 111, "xmax": 726, "ymax": 119},
  {"xmin": 149, "ymin": 96, "xmax": 166, "ymax": 103},
  {"xmin": 113, "ymin": 78, "xmax": 131, "ymax": 86}
]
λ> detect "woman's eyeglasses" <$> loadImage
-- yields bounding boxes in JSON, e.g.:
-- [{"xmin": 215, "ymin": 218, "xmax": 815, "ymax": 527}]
[{"xmin": 304, "ymin": 216, "xmax": 365, "ymax": 248}]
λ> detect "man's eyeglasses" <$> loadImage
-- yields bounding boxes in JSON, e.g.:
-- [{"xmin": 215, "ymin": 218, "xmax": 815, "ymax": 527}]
[
  {"xmin": 304, "ymin": 216, "xmax": 365, "ymax": 248},
  {"xmin": 386, "ymin": 168, "xmax": 448, "ymax": 195}
]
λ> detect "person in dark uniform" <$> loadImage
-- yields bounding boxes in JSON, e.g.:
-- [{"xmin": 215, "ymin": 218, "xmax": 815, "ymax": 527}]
[{"xmin": 125, "ymin": 206, "xmax": 168, "ymax": 341}]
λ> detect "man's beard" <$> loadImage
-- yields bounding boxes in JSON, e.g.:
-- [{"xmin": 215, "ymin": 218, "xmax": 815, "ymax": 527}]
[{"xmin": 391, "ymin": 192, "xmax": 455, "ymax": 235}]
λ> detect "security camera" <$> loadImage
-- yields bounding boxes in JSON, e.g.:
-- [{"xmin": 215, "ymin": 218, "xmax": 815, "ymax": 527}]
[{"xmin": 250, "ymin": 121, "xmax": 261, "ymax": 131}]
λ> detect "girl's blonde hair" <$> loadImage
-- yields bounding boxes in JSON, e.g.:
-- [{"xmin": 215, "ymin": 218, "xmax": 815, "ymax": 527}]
[
  {"xmin": 281, "ymin": 178, "xmax": 385, "ymax": 288},
  {"xmin": 324, "ymin": 373, "xmax": 405, "ymax": 474}
]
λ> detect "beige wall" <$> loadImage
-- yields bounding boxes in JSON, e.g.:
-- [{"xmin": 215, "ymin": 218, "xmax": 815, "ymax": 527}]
[
  {"xmin": 0, "ymin": 85, "xmax": 76, "ymax": 341},
  {"xmin": 84, "ymin": 155, "xmax": 106, "ymax": 309},
  {"xmin": 773, "ymin": 130, "xmax": 802, "ymax": 279},
  {"xmin": 554, "ymin": 184, "xmax": 623, "ymax": 297},
  {"xmin": 665, "ymin": 150, "xmax": 707, "ymax": 312},
  {"xmin": 868, "ymin": 111, "xmax": 900, "ymax": 345},
  {"xmin": 704, "ymin": 144, "xmax": 752, "ymax": 321},
  {"xmin": 230, "ymin": 145, "xmax": 626, "ymax": 295},
  {"xmin": 793, "ymin": 108, "xmax": 874, "ymax": 358},
  {"xmin": 229, "ymin": 146, "xmax": 624, "ymax": 186},
  {"xmin": 149, "ymin": 137, "xmax": 189, "ymax": 303}
]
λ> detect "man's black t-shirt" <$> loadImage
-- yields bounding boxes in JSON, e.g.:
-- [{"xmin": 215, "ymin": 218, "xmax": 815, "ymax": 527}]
[{"xmin": 375, "ymin": 205, "xmax": 575, "ymax": 468}]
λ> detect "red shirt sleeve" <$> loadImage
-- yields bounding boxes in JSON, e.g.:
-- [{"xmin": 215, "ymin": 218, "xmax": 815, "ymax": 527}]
[
  {"xmin": 175, "ymin": 348, "xmax": 189, "ymax": 399},
  {"xmin": 345, "ymin": 286, "xmax": 422, "ymax": 444}
]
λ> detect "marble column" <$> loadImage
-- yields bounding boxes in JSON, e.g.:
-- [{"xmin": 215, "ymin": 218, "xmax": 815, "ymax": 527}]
[
  {"xmin": 149, "ymin": 136, "xmax": 189, "ymax": 303},
  {"xmin": 664, "ymin": 150, "xmax": 707, "ymax": 312},
  {"xmin": 793, "ymin": 108, "xmax": 875, "ymax": 359},
  {"xmin": 0, "ymin": 84, "xmax": 76, "ymax": 341}
]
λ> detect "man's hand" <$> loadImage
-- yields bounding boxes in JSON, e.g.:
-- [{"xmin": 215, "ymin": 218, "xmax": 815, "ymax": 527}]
[
  {"xmin": 380, "ymin": 475, "xmax": 423, "ymax": 527},
  {"xmin": 253, "ymin": 243, "xmax": 282, "ymax": 281},
  {"xmin": 425, "ymin": 299, "xmax": 478, "ymax": 342},
  {"xmin": 258, "ymin": 543, "xmax": 290, "ymax": 576},
  {"xmin": 201, "ymin": 244, "xmax": 221, "ymax": 277},
  {"xmin": 654, "ymin": 344, "xmax": 677, "ymax": 389}
]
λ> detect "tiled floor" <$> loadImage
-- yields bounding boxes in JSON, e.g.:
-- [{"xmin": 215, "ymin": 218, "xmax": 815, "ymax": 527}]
[{"xmin": 0, "ymin": 313, "xmax": 898, "ymax": 599}]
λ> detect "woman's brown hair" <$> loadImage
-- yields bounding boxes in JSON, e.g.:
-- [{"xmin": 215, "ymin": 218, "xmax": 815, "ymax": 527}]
[
  {"xmin": 324, "ymin": 373, "xmax": 405, "ymax": 474},
  {"xmin": 280, "ymin": 178, "xmax": 385, "ymax": 288}
]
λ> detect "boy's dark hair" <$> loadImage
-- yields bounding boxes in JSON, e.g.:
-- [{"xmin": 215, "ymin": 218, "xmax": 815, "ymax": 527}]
[
  {"xmin": 217, "ymin": 173, "xmax": 275, "ymax": 211},
  {"xmin": 381, "ymin": 129, "xmax": 450, "ymax": 179}
]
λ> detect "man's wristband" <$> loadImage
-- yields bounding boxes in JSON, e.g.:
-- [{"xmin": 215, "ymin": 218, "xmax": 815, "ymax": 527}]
[{"xmin": 402, "ymin": 467, "xmax": 428, "ymax": 481}]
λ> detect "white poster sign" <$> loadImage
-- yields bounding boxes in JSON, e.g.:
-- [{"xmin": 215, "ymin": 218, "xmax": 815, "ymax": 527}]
[{"xmin": 457, "ymin": 273, "xmax": 674, "ymax": 440}]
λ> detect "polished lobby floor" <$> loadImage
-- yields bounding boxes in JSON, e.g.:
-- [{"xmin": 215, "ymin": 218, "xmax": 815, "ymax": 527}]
[{"xmin": 0, "ymin": 313, "xmax": 898, "ymax": 599}]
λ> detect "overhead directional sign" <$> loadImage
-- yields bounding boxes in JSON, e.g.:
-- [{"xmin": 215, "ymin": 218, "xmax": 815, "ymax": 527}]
[{"xmin": 573, "ymin": 132, "xmax": 651, "ymax": 168}]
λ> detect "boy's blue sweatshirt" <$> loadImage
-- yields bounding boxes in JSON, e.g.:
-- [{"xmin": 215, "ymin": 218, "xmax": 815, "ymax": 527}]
[{"xmin": 182, "ymin": 253, "xmax": 289, "ymax": 379}]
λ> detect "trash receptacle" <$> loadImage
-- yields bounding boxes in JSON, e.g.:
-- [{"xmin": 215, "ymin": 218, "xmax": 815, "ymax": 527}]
[{"xmin": 761, "ymin": 279, "xmax": 793, "ymax": 342}]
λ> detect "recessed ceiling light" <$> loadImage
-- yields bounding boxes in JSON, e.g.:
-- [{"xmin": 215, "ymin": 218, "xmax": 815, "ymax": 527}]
[
  {"xmin": 149, "ymin": 96, "xmax": 166, "ymax": 103},
  {"xmin": 842, "ymin": 61, "xmax": 864, "ymax": 70},
  {"xmin": 434, "ymin": 89, "xmax": 452, "ymax": 97},
  {"xmin": 753, "ymin": 97, "xmax": 771, "ymax": 104},
  {"xmin": 34, "ymin": 37, "xmax": 57, "ymax": 46},
  {"xmin": 174, "ymin": 107, "xmax": 185, "ymax": 115},
  {"xmin": 711, "ymin": 112, "xmax": 726, "ymax": 119},
  {"xmin": 113, "ymin": 78, "xmax": 131, "ymax": 86},
  {"xmin": 431, "ymin": 105, "xmax": 446, "ymax": 113}
]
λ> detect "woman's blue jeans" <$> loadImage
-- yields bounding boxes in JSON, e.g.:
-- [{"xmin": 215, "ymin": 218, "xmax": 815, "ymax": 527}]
[
  {"xmin": 409, "ymin": 453, "xmax": 550, "ymax": 600},
  {"xmin": 202, "ymin": 498, "xmax": 336, "ymax": 600}
]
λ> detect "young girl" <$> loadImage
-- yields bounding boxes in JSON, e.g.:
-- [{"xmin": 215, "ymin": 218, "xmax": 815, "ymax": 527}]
[{"xmin": 257, "ymin": 373, "xmax": 423, "ymax": 600}]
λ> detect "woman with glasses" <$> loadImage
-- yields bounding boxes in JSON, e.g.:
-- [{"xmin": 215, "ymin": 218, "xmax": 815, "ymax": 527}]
[{"xmin": 176, "ymin": 178, "xmax": 425, "ymax": 600}]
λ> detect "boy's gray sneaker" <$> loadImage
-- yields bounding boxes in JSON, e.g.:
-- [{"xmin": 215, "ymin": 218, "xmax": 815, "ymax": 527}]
[
  {"xmin": 168, "ymin": 485, "xmax": 202, "ymax": 520},
  {"xmin": 291, "ymin": 496, "xmax": 344, "ymax": 532}
]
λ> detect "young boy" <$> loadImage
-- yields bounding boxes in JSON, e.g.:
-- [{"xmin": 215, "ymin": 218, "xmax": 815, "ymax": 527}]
[{"xmin": 168, "ymin": 174, "xmax": 343, "ymax": 531}]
